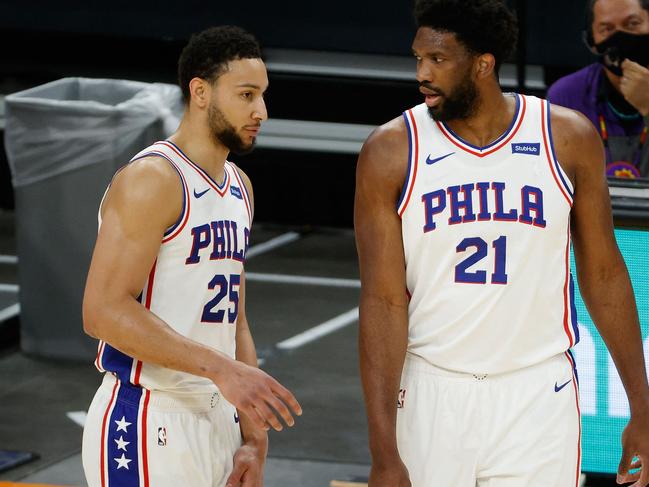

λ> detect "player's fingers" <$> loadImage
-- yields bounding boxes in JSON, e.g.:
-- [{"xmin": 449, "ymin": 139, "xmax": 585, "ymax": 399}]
[
  {"xmin": 266, "ymin": 393, "xmax": 295, "ymax": 427},
  {"xmin": 629, "ymin": 459, "xmax": 642, "ymax": 470},
  {"xmin": 240, "ymin": 468, "xmax": 260, "ymax": 487},
  {"xmin": 253, "ymin": 402, "xmax": 284, "ymax": 431},
  {"xmin": 242, "ymin": 404, "xmax": 269, "ymax": 431},
  {"xmin": 624, "ymin": 470, "xmax": 641, "ymax": 483},
  {"xmin": 225, "ymin": 457, "xmax": 247, "ymax": 487},
  {"xmin": 269, "ymin": 380, "xmax": 302, "ymax": 416},
  {"xmin": 631, "ymin": 459, "xmax": 649, "ymax": 487},
  {"xmin": 619, "ymin": 448, "xmax": 635, "ymax": 484}
]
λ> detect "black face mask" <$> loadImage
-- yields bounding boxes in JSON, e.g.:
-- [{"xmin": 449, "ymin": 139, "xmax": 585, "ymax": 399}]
[{"xmin": 594, "ymin": 31, "xmax": 649, "ymax": 76}]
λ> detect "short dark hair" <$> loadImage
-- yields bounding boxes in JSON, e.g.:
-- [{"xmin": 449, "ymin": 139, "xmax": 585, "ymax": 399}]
[
  {"xmin": 414, "ymin": 0, "xmax": 518, "ymax": 71},
  {"xmin": 585, "ymin": 0, "xmax": 649, "ymax": 45},
  {"xmin": 177, "ymin": 25, "xmax": 263, "ymax": 103}
]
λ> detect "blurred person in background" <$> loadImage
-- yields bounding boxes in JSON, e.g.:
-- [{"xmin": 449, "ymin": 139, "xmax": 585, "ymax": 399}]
[{"xmin": 548, "ymin": 0, "xmax": 649, "ymax": 179}]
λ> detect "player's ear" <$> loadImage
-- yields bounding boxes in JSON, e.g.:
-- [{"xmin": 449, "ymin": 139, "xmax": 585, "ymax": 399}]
[
  {"xmin": 188, "ymin": 77, "xmax": 210, "ymax": 109},
  {"xmin": 475, "ymin": 53, "xmax": 495, "ymax": 79}
]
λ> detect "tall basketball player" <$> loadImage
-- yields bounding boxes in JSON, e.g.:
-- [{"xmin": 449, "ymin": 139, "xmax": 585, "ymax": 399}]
[
  {"xmin": 355, "ymin": 1, "xmax": 649, "ymax": 486},
  {"xmin": 82, "ymin": 26, "xmax": 301, "ymax": 487}
]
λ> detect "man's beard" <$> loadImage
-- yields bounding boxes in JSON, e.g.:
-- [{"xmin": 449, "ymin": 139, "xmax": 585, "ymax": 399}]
[
  {"xmin": 208, "ymin": 104, "xmax": 256, "ymax": 155},
  {"xmin": 426, "ymin": 74, "xmax": 479, "ymax": 122}
]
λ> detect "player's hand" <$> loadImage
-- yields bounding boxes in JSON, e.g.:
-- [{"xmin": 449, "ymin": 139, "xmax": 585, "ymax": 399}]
[
  {"xmin": 620, "ymin": 60, "xmax": 649, "ymax": 116},
  {"xmin": 368, "ymin": 459, "xmax": 411, "ymax": 487},
  {"xmin": 225, "ymin": 443, "xmax": 265, "ymax": 487},
  {"xmin": 215, "ymin": 360, "xmax": 302, "ymax": 431},
  {"xmin": 617, "ymin": 411, "xmax": 649, "ymax": 486}
]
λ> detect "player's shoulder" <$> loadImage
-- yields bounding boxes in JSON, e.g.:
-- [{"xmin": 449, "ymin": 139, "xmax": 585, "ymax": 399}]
[
  {"xmin": 548, "ymin": 102, "xmax": 604, "ymax": 179},
  {"xmin": 356, "ymin": 115, "xmax": 410, "ymax": 194},
  {"xmin": 359, "ymin": 115, "xmax": 409, "ymax": 175},
  {"xmin": 105, "ymin": 154, "xmax": 183, "ymax": 216},
  {"xmin": 113, "ymin": 155, "xmax": 181, "ymax": 193},
  {"xmin": 362, "ymin": 115, "xmax": 408, "ymax": 155},
  {"xmin": 549, "ymin": 103, "xmax": 600, "ymax": 146}
]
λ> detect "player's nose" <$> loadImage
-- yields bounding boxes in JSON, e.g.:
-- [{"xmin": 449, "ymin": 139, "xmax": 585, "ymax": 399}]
[
  {"xmin": 416, "ymin": 60, "xmax": 434, "ymax": 85},
  {"xmin": 253, "ymin": 97, "xmax": 268, "ymax": 122}
]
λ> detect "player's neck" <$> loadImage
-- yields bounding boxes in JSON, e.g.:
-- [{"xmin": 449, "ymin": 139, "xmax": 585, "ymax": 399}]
[
  {"xmin": 169, "ymin": 117, "xmax": 229, "ymax": 184},
  {"xmin": 444, "ymin": 91, "xmax": 516, "ymax": 148}
]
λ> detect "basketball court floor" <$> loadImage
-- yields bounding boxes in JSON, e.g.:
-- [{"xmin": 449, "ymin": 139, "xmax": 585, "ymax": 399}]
[
  {"xmin": 0, "ymin": 213, "xmax": 609, "ymax": 486},
  {"xmin": 0, "ymin": 215, "xmax": 372, "ymax": 486}
]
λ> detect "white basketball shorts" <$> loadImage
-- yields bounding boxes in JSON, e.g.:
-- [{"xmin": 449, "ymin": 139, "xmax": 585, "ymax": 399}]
[
  {"xmin": 82, "ymin": 373, "xmax": 242, "ymax": 487},
  {"xmin": 396, "ymin": 351, "xmax": 581, "ymax": 487}
]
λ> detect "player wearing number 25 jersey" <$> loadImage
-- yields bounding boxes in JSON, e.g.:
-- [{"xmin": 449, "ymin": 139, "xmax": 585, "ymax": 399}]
[
  {"xmin": 94, "ymin": 139, "xmax": 253, "ymax": 391},
  {"xmin": 355, "ymin": 1, "xmax": 649, "ymax": 486},
  {"xmin": 81, "ymin": 26, "xmax": 300, "ymax": 487}
]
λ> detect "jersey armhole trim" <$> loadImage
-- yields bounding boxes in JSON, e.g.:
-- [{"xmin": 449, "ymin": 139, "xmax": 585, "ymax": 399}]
[
  {"xmin": 397, "ymin": 110, "xmax": 419, "ymax": 217},
  {"xmin": 226, "ymin": 161, "xmax": 253, "ymax": 227},
  {"xmin": 542, "ymin": 100, "xmax": 574, "ymax": 205},
  {"xmin": 130, "ymin": 151, "xmax": 191, "ymax": 243}
]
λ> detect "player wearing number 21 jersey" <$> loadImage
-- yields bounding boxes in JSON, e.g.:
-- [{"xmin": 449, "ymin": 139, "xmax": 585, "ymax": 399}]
[{"xmin": 355, "ymin": 1, "xmax": 649, "ymax": 486}]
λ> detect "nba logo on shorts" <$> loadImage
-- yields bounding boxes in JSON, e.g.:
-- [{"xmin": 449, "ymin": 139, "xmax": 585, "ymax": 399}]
[
  {"xmin": 157, "ymin": 427, "xmax": 167, "ymax": 446},
  {"xmin": 397, "ymin": 388, "xmax": 407, "ymax": 409}
]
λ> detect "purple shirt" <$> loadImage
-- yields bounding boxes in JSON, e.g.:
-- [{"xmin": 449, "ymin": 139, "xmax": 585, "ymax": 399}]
[
  {"xmin": 547, "ymin": 63, "xmax": 644, "ymax": 137},
  {"xmin": 547, "ymin": 63, "xmax": 648, "ymax": 176}
]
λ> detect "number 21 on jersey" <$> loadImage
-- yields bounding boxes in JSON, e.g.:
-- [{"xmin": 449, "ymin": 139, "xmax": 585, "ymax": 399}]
[{"xmin": 455, "ymin": 236, "xmax": 508, "ymax": 284}]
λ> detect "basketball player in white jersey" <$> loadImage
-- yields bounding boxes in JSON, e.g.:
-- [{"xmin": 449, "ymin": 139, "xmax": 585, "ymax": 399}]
[
  {"xmin": 355, "ymin": 1, "xmax": 649, "ymax": 485},
  {"xmin": 81, "ymin": 26, "xmax": 301, "ymax": 487}
]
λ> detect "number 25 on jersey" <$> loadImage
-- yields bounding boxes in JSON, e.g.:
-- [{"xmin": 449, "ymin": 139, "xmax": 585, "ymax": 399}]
[{"xmin": 202, "ymin": 273, "xmax": 240, "ymax": 323}]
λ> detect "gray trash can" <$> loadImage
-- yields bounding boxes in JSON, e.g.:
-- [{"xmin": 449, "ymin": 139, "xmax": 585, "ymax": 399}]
[{"xmin": 4, "ymin": 77, "xmax": 182, "ymax": 360}]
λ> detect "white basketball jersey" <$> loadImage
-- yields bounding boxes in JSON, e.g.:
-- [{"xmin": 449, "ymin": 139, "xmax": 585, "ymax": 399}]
[
  {"xmin": 399, "ymin": 94, "xmax": 579, "ymax": 374},
  {"xmin": 94, "ymin": 140, "xmax": 253, "ymax": 393}
]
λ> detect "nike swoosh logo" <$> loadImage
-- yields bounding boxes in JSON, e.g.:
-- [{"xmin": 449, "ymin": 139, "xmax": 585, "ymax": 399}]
[
  {"xmin": 426, "ymin": 152, "xmax": 455, "ymax": 165},
  {"xmin": 554, "ymin": 379, "xmax": 572, "ymax": 392},
  {"xmin": 194, "ymin": 188, "xmax": 210, "ymax": 198}
]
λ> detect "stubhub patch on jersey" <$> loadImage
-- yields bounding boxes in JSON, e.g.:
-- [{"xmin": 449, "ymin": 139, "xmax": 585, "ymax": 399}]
[
  {"xmin": 230, "ymin": 186, "xmax": 243, "ymax": 199},
  {"xmin": 511, "ymin": 142, "xmax": 540, "ymax": 155}
]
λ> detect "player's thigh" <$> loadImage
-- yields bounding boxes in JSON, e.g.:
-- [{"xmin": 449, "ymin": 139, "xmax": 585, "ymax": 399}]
[
  {"xmin": 82, "ymin": 384, "xmax": 110, "ymax": 487},
  {"xmin": 396, "ymin": 370, "xmax": 479, "ymax": 487},
  {"xmin": 212, "ymin": 402, "xmax": 243, "ymax": 487},
  {"xmin": 145, "ymin": 408, "xmax": 214, "ymax": 487},
  {"xmin": 478, "ymin": 354, "xmax": 581, "ymax": 487}
]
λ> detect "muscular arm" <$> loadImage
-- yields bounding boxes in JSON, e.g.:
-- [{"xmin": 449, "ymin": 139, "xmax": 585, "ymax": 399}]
[
  {"xmin": 355, "ymin": 117, "xmax": 411, "ymax": 483},
  {"xmin": 552, "ymin": 106, "xmax": 649, "ymax": 485},
  {"xmin": 83, "ymin": 157, "xmax": 299, "ymax": 433},
  {"xmin": 83, "ymin": 157, "xmax": 221, "ymax": 376}
]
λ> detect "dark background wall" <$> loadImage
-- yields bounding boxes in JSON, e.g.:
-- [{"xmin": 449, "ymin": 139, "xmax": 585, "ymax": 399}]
[
  {"xmin": 0, "ymin": 0, "xmax": 600, "ymax": 227},
  {"xmin": 0, "ymin": 0, "xmax": 595, "ymax": 77}
]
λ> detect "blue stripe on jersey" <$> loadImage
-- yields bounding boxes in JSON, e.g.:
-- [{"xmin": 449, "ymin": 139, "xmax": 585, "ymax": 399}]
[
  {"xmin": 545, "ymin": 102, "xmax": 574, "ymax": 199},
  {"xmin": 566, "ymin": 348, "xmax": 580, "ymax": 387},
  {"xmin": 396, "ymin": 112, "xmax": 414, "ymax": 211},
  {"xmin": 569, "ymin": 273, "xmax": 580, "ymax": 345},
  {"xmin": 163, "ymin": 159, "xmax": 186, "ymax": 237},
  {"xmin": 440, "ymin": 94, "xmax": 520, "ymax": 151},
  {"xmin": 101, "ymin": 345, "xmax": 136, "ymax": 384},
  {"xmin": 107, "ymin": 383, "xmax": 143, "ymax": 487},
  {"xmin": 231, "ymin": 164, "xmax": 251, "ymax": 206}
]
